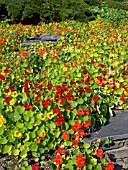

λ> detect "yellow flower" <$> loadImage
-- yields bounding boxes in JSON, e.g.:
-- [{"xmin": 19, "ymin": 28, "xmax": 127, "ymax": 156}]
[
  {"xmin": 9, "ymin": 99, "xmax": 15, "ymax": 106},
  {"xmin": 0, "ymin": 120, "xmax": 3, "ymax": 127},
  {"xmin": 60, "ymin": 36, "xmax": 65, "ymax": 41},
  {"xmin": 70, "ymin": 67, "xmax": 75, "ymax": 72},
  {"xmin": 0, "ymin": 114, "xmax": 4, "ymax": 127},
  {"xmin": 1, "ymin": 71, "xmax": 5, "ymax": 75},
  {"xmin": 40, "ymin": 130, "xmax": 46, "ymax": 138},
  {"xmin": 63, "ymin": 67, "xmax": 67, "ymax": 71},
  {"xmin": 14, "ymin": 131, "xmax": 21, "ymax": 138},
  {"xmin": 47, "ymin": 112, "xmax": 54, "ymax": 119},
  {"xmin": 6, "ymin": 106, "xmax": 13, "ymax": 112},
  {"xmin": 8, "ymin": 91, "xmax": 12, "ymax": 96},
  {"xmin": 11, "ymin": 91, "xmax": 18, "ymax": 98},
  {"xmin": 93, "ymin": 53, "xmax": 98, "ymax": 57},
  {"xmin": 4, "ymin": 125, "xmax": 9, "ymax": 131},
  {"xmin": 40, "ymin": 114, "xmax": 46, "ymax": 121},
  {"xmin": 2, "ymin": 67, "xmax": 6, "ymax": 71}
]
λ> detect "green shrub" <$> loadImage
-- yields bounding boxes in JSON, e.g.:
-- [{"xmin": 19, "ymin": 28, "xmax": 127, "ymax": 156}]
[
  {"xmin": 107, "ymin": 0, "xmax": 128, "ymax": 11},
  {"xmin": 1, "ymin": 0, "xmax": 98, "ymax": 24},
  {"xmin": 0, "ymin": 0, "xmax": 8, "ymax": 21}
]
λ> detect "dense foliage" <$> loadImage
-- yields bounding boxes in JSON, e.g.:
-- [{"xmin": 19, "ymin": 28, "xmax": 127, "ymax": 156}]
[
  {"xmin": 0, "ymin": 14, "xmax": 128, "ymax": 169},
  {"xmin": 0, "ymin": 0, "xmax": 128, "ymax": 24}
]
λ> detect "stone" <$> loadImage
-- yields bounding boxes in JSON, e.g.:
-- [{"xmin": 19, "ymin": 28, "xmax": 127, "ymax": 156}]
[
  {"xmin": 86, "ymin": 110, "xmax": 128, "ymax": 170},
  {"xmin": 125, "ymin": 139, "xmax": 128, "ymax": 147},
  {"xmin": 102, "ymin": 140, "xmax": 125, "ymax": 151},
  {"xmin": 107, "ymin": 147, "xmax": 128, "ymax": 159},
  {"xmin": 39, "ymin": 34, "xmax": 66, "ymax": 41},
  {"xmin": 22, "ymin": 34, "xmax": 67, "ymax": 46},
  {"xmin": 27, "ymin": 36, "xmax": 39, "ymax": 40},
  {"xmin": 86, "ymin": 110, "xmax": 128, "ymax": 143}
]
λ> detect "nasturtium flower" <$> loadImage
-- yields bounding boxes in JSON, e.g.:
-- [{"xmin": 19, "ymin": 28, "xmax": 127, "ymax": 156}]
[
  {"xmin": 40, "ymin": 113, "xmax": 46, "ymax": 121},
  {"xmin": 47, "ymin": 112, "xmax": 54, "ymax": 119},
  {"xmin": 11, "ymin": 91, "xmax": 18, "ymax": 98},
  {"xmin": 76, "ymin": 154, "xmax": 86, "ymax": 168},
  {"xmin": 4, "ymin": 125, "xmax": 9, "ymax": 131},
  {"xmin": 8, "ymin": 91, "xmax": 12, "ymax": 96},
  {"xmin": 6, "ymin": 106, "xmax": 13, "ymax": 112},
  {"xmin": 0, "ymin": 114, "xmax": 4, "ymax": 127},
  {"xmin": 40, "ymin": 130, "xmax": 46, "ymax": 138},
  {"xmin": 35, "ymin": 137, "xmax": 40, "ymax": 144},
  {"xmin": 57, "ymin": 147, "xmax": 64, "ymax": 155},
  {"xmin": 70, "ymin": 67, "xmax": 75, "ymax": 72},
  {"xmin": 9, "ymin": 99, "xmax": 15, "ymax": 105},
  {"xmin": 14, "ymin": 131, "xmax": 21, "ymax": 138},
  {"xmin": 96, "ymin": 149, "xmax": 103, "ymax": 158},
  {"xmin": 53, "ymin": 155, "xmax": 63, "ymax": 164},
  {"xmin": 62, "ymin": 132, "xmax": 69, "ymax": 140},
  {"xmin": 32, "ymin": 163, "xmax": 39, "ymax": 170},
  {"xmin": 63, "ymin": 67, "xmax": 67, "ymax": 71},
  {"xmin": 106, "ymin": 162, "xmax": 114, "ymax": 170}
]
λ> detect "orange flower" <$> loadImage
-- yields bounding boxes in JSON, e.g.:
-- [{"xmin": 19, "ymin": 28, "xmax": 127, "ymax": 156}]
[
  {"xmin": 106, "ymin": 162, "xmax": 114, "ymax": 170},
  {"xmin": 35, "ymin": 137, "xmax": 40, "ymax": 144},
  {"xmin": 65, "ymin": 73, "xmax": 70, "ymax": 78},
  {"xmin": 53, "ymin": 155, "xmax": 63, "ymax": 164},
  {"xmin": 62, "ymin": 132, "xmax": 69, "ymax": 140},
  {"xmin": 77, "ymin": 108, "xmax": 84, "ymax": 116},
  {"xmin": 96, "ymin": 149, "xmax": 103, "ymax": 158},
  {"xmin": 40, "ymin": 130, "xmax": 46, "ymax": 138}
]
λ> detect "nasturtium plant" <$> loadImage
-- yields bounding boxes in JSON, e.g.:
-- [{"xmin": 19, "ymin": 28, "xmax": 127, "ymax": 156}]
[{"xmin": 0, "ymin": 13, "xmax": 127, "ymax": 170}]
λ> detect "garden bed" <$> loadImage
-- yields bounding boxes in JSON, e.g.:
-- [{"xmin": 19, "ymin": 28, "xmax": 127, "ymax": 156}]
[{"xmin": 0, "ymin": 17, "xmax": 127, "ymax": 170}]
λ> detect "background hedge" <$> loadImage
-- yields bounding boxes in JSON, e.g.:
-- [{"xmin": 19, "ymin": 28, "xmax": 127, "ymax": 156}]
[{"xmin": 0, "ymin": 0, "xmax": 128, "ymax": 25}]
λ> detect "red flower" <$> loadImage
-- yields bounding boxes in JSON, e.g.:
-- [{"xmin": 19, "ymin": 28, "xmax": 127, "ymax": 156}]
[
  {"xmin": 78, "ymin": 130, "xmax": 85, "ymax": 137},
  {"xmin": 10, "ymin": 86, "xmax": 15, "ymax": 91},
  {"xmin": 74, "ymin": 133, "xmax": 79, "ymax": 138},
  {"xmin": 57, "ymin": 148, "xmax": 64, "ymax": 155},
  {"xmin": 42, "ymin": 98, "xmax": 51, "ymax": 108},
  {"xmin": 56, "ymin": 85, "xmax": 62, "ymax": 91},
  {"xmin": 4, "ymin": 97, "xmax": 10, "ymax": 103},
  {"xmin": 77, "ymin": 108, "xmax": 84, "ymax": 116},
  {"xmin": 106, "ymin": 162, "xmax": 114, "ymax": 170},
  {"xmin": 96, "ymin": 149, "xmax": 103, "ymax": 158},
  {"xmin": 72, "ymin": 140, "xmax": 79, "ymax": 146},
  {"xmin": 62, "ymin": 132, "xmax": 69, "ymax": 140},
  {"xmin": 72, "ymin": 121, "xmax": 82, "ymax": 131},
  {"xmin": 114, "ymin": 86, "xmax": 118, "ymax": 91},
  {"xmin": 124, "ymin": 71, "xmax": 128, "ymax": 75},
  {"xmin": 66, "ymin": 105, "xmax": 72, "ymax": 110},
  {"xmin": 81, "ymin": 69, "xmax": 86, "ymax": 74},
  {"xmin": 53, "ymin": 106, "xmax": 60, "ymax": 114},
  {"xmin": 32, "ymin": 163, "xmax": 39, "ymax": 170},
  {"xmin": 53, "ymin": 155, "xmax": 63, "ymax": 164},
  {"xmin": 0, "ymin": 75, "xmax": 5, "ymax": 80},
  {"xmin": 76, "ymin": 154, "xmax": 86, "ymax": 168},
  {"xmin": 48, "ymin": 83, "xmax": 53, "ymax": 90},
  {"xmin": 55, "ymin": 117, "xmax": 65, "ymax": 126},
  {"xmin": 86, "ymin": 87, "xmax": 91, "ymax": 93},
  {"xmin": 84, "ymin": 109, "xmax": 90, "ymax": 116},
  {"xmin": 93, "ymin": 96, "xmax": 99, "ymax": 102},
  {"xmin": 56, "ymin": 167, "xmax": 61, "ymax": 170},
  {"xmin": 4, "ymin": 88, "xmax": 9, "ymax": 93},
  {"xmin": 60, "ymin": 98, "xmax": 66, "ymax": 105},
  {"xmin": 84, "ymin": 120, "xmax": 91, "ymax": 128},
  {"xmin": 121, "ymin": 93, "xmax": 126, "ymax": 102},
  {"xmin": 75, "ymin": 121, "xmax": 83, "ymax": 129}
]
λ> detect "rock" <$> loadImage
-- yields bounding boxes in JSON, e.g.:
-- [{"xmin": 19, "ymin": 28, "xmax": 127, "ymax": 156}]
[
  {"xmin": 22, "ymin": 34, "xmax": 67, "ymax": 46},
  {"xmin": 85, "ymin": 110, "xmax": 128, "ymax": 170},
  {"xmin": 27, "ymin": 36, "xmax": 39, "ymax": 40},
  {"xmin": 86, "ymin": 110, "xmax": 128, "ymax": 143},
  {"xmin": 39, "ymin": 34, "xmax": 66, "ymax": 42}
]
